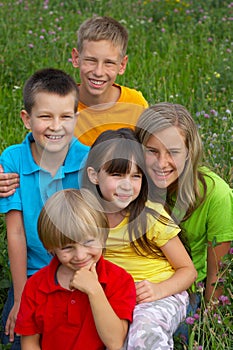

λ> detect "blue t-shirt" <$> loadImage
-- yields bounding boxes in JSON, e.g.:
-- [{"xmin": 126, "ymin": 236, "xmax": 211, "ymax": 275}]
[{"xmin": 0, "ymin": 133, "xmax": 90, "ymax": 275}]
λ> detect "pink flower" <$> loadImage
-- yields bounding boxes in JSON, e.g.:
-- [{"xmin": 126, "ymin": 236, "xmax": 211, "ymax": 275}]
[
  {"xmin": 185, "ymin": 316, "xmax": 195, "ymax": 325},
  {"xmin": 218, "ymin": 295, "xmax": 230, "ymax": 305}
]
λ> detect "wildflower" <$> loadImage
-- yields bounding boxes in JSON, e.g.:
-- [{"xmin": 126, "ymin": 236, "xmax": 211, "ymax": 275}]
[
  {"xmin": 225, "ymin": 109, "xmax": 231, "ymax": 115},
  {"xmin": 161, "ymin": 28, "xmax": 165, "ymax": 32},
  {"xmin": 218, "ymin": 295, "xmax": 230, "ymax": 305},
  {"xmin": 196, "ymin": 282, "xmax": 205, "ymax": 293},
  {"xmin": 28, "ymin": 43, "xmax": 34, "ymax": 48},
  {"xmin": 208, "ymin": 37, "xmax": 213, "ymax": 42},
  {"xmin": 210, "ymin": 109, "xmax": 218, "ymax": 116},
  {"xmin": 204, "ymin": 113, "xmax": 210, "ymax": 118},
  {"xmin": 185, "ymin": 316, "xmax": 195, "ymax": 325},
  {"xmin": 229, "ymin": 247, "xmax": 233, "ymax": 254}
]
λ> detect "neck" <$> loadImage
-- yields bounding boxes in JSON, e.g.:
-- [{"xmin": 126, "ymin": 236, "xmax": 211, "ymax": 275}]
[
  {"xmin": 31, "ymin": 142, "xmax": 68, "ymax": 177},
  {"xmin": 78, "ymin": 84, "xmax": 121, "ymax": 107},
  {"xmin": 106, "ymin": 211, "xmax": 125, "ymax": 228},
  {"xmin": 56, "ymin": 264, "xmax": 74, "ymax": 290}
]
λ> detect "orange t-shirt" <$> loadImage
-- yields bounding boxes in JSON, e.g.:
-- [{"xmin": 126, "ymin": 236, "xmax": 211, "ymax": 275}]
[{"xmin": 75, "ymin": 84, "xmax": 148, "ymax": 146}]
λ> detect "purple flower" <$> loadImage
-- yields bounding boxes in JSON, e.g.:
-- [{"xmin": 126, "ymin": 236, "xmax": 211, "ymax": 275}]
[
  {"xmin": 229, "ymin": 247, "xmax": 233, "ymax": 254},
  {"xmin": 218, "ymin": 295, "xmax": 230, "ymax": 305},
  {"xmin": 185, "ymin": 316, "xmax": 195, "ymax": 325}
]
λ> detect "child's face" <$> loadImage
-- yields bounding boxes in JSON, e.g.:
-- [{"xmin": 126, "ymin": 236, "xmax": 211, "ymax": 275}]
[
  {"xmin": 54, "ymin": 238, "xmax": 102, "ymax": 271},
  {"xmin": 21, "ymin": 92, "xmax": 77, "ymax": 158},
  {"xmin": 73, "ymin": 40, "xmax": 127, "ymax": 103},
  {"xmin": 144, "ymin": 126, "xmax": 188, "ymax": 188},
  {"xmin": 89, "ymin": 160, "xmax": 142, "ymax": 212}
]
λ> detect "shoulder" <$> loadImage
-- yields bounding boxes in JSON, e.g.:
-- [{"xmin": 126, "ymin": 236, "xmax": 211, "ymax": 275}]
[
  {"xmin": 24, "ymin": 265, "xmax": 49, "ymax": 292},
  {"xmin": 65, "ymin": 137, "xmax": 90, "ymax": 167},
  {"xmin": 200, "ymin": 167, "xmax": 232, "ymax": 198},
  {"xmin": 115, "ymin": 84, "xmax": 148, "ymax": 107},
  {"xmin": 0, "ymin": 134, "xmax": 32, "ymax": 170},
  {"xmin": 101, "ymin": 257, "xmax": 134, "ymax": 283}
]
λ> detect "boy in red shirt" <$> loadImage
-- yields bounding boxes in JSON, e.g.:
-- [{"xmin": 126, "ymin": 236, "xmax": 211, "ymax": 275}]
[{"xmin": 15, "ymin": 189, "xmax": 136, "ymax": 350}]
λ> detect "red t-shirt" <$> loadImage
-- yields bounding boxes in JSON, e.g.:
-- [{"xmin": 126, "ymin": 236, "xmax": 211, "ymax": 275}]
[{"xmin": 15, "ymin": 256, "xmax": 136, "ymax": 350}]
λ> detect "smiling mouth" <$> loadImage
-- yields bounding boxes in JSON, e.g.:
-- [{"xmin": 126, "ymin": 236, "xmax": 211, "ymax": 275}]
[
  {"xmin": 153, "ymin": 169, "xmax": 173, "ymax": 178},
  {"xmin": 89, "ymin": 79, "xmax": 106, "ymax": 88},
  {"xmin": 116, "ymin": 194, "xmax": 132, "ymax": 201},
  {"xmin": 46, "ymin": 135, "xmax": 64, "ymax": 140}
]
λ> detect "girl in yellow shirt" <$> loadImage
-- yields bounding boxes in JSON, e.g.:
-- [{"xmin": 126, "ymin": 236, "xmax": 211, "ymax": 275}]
[{"xmin": 83, "ymin": 128, "xmax": 197, "ymax": 350}]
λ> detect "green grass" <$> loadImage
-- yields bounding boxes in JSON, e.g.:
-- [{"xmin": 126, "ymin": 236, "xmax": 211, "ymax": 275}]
[{"xmin": 0, "ymin": 0, "xmax": 232, "ymax": 348}]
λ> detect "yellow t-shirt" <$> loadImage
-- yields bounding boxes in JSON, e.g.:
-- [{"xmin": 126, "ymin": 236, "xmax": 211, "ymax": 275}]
[
  {"xmin": 75, "ymin": 84, "xmax": 148, "ymax": 146},
  {"xmin": 105, "ymin": 202, "xmax": 180, "ymax": 283}
]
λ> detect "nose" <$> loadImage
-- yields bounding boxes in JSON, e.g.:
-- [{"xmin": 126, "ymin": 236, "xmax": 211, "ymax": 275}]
[
  {"xmin": 92, "ymin": 62, "xmax": 104, "ymax": 77},
  {"xmin": 73, "ymin": 245, "xmax": 87, "ymax": 260},
  {"xmin": 49, "ymin": 117, "xmax": 62, "ymax": 131},
  {"xmin": 156, "ymin": 153, "xmax": 170, "ymax": 169},
  {"xmin": 118, "ymin": 177, "xmax": 132, "ymax": 190}
]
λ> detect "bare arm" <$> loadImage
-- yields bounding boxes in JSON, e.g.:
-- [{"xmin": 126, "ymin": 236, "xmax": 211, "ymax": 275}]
[
  {"xmin": 0, "ymin": 165, "xmax": 19, "ymax": 197},
  {"xmin": 6, "ymin": 210, "xmax": 27, "ymax": 342},
  {"xmin": 70, "ymin": 263, "xmax": 128, "ymax": 350},
  {"xmin": 136, "ymin": 236, "xmax": 197, "ymax": 303},
  {"xmin": 21, "ymin": 334, "xmax": 41, "ymax": 350},
  {"xmin": 205, "ymin": 241, "xmax": 231, "ymax": 301}
]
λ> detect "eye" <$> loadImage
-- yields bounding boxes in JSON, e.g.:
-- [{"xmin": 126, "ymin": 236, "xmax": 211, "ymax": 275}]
[
  {"xmin": 38, "ymin": 115, "xmax": 51, "ymax": 120},
  {"xmin": 145, "ymin": 148, "xmax": 158, "ymax": 155},
  {"xmin": 84, "ymin": 58, "xmax": 96, "ymax": 64},
  {"xmin": 133, "ymin": 173, "xmax": 142, "ymax": 179},
  {"xmin": 82, "ymin": 239, "xmax": 95, "ymax": 247},
  {"xmin": 105, "ymin": 60, "xmax": 116, "ymax": 66},
  {"xmin": 111, "ymin": 173, "xmax": 122, "ymax": 177},
  {"xmin": 61, "ymin": 245, "xmax": 73, "ymax": 251},
  {"xmin": 62, "ymin": 115, "xmax": 73, "ymax": 120},
  {"xmin": 169, "ymin": 150, "xmax": 181, "ymax": 156}
]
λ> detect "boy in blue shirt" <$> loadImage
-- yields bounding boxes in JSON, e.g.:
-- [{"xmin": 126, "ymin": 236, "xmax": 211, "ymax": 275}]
[{"xmin": 0, "ymin": 68, "xmax": 89, "ymax": 348}]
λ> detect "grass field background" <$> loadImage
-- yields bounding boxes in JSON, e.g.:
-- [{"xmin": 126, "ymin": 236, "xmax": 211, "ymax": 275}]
[{"xmin": 0, "ymin": 1, "xmax": 232, "ymax": 348}]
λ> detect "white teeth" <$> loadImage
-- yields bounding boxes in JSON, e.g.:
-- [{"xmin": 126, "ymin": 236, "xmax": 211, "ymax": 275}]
[
  {"xmin": 47, "ymin": 135, "xmax": 62, "ymax": 140},
  {"xmin": 90, "ymin": 79, "xmax": 104, "ymax": 85}
]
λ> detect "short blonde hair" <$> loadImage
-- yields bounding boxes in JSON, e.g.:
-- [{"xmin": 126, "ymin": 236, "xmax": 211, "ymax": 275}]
[
  {"xmin": 38, "ymin": 189, "xmax": 109, "ymax": 251},
  {"xmin": 77, "ymin": 16, "xmax": 128, "ymax": 57}
]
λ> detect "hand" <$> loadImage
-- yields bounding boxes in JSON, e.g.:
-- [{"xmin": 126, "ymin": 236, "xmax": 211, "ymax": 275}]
[
  {"xmin": 5, "ymin": 302, "xmax": 20, "ymax": 342},
  {"xmin": 136, "ymin": 280, "xmax": 162, "ymax": 303},
  {"xmin": 0, "ymin": 165, "xmax": 19, "ymax": 197},
  {"xmin": 69, "ymin": 263, "xmax": 100, "ymax": 295}
]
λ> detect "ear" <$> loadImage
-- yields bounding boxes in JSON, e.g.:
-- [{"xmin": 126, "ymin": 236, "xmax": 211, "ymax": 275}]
[
  {"xmin": 21, "ymin": 110, "xmax": 31, "ymax": 130},
  {"xmin": 87, "ymin": 167, "xmax": 99, "ymax": 185},
  {"xmin": 71, "ymin": 48, "xmax": 79, "ymax": 68},
  {"xmin": 118, "ymin": 55, "xmax": 128, "ymax": 75}
]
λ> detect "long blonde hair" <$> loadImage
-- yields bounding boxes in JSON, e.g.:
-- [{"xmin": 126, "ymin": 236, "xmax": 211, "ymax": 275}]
[{"xmin": 136, "ymin": 102, "xmax": 208, "ymax": 222}]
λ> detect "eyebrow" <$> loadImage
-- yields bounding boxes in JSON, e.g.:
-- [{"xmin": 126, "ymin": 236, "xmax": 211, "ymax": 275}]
[{"xmin": 145, "ymin": 145, "xmax": 182, "ymax": 151}]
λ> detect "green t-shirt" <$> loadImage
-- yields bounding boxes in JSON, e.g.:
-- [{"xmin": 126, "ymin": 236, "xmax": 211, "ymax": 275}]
[{"xmin": 180, "ymin": 167, "xmax": 233, "ymax": 283}]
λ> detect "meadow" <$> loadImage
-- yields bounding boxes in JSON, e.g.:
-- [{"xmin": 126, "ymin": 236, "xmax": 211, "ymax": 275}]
[{"xmin": 0, "ymin": 0, "xmax": 232, "ymax": 349}]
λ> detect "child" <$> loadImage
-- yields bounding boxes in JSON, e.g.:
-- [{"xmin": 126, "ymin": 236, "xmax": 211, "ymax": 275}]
[
  {"xmin": 82, "ymin": 128, "xmax": 197, "ymax": 349},
  {"xmin": 135, "ymin": 102, "xmax": 233, "ymax": 302},
  {"xmin": 72, "ymin": 16, "xmax": 148, "ymax": 146},
  {"xmin": 0, "ymin": 15, "xmax": 148, "ymax": 197},
  {"xmin": 0, "ymin": 68, "xmax": 89, "ymax": 348},
  {"xmin": 15, "ymin": 189, "xmax": 136, "ymax": 350}
]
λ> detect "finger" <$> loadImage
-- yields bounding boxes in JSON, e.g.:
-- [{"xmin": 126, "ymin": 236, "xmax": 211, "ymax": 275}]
[
  {"xmin": 0, "ymin": 173, "xmax": 19, "ymax": 181},
  {"xmin": 9, "ymin": 321, "xmax": 16, "ymax": 342},
  {"xmin": 0, "ymin": 164, "xmax": 3, "ymax": 173},
  {"xmin": 90, "ymin": 263, "xmax": 98, "ymax": 277}
]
